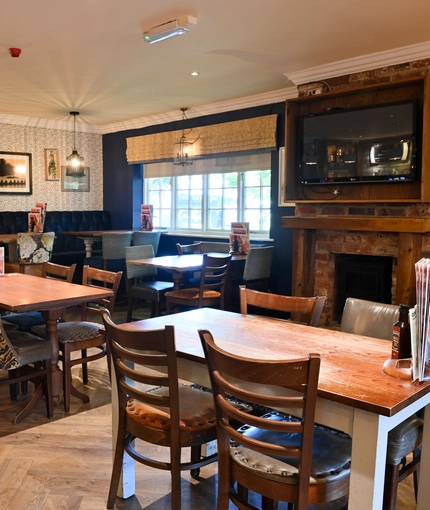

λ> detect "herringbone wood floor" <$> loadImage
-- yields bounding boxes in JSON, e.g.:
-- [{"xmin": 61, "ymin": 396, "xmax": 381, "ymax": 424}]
[{"xmin": 0, "ymin": 300, "xmax": 418, "ymax": 509}]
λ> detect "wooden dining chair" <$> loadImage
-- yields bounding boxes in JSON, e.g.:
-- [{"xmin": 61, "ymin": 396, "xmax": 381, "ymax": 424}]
[
  {"xmin": 2, "ymin": 261, "xmax": 77, "ymax": 331},
  {"xmin": 198, "ymin": 329, "xmax": 351, "ymax": 510},
  {"xmin": 101, "ymin": 309, "xmax": 218, "ymax": 510},
  {"xmin": 0, "ymin": 317, "xmax": 53, "ymax": 424},
  {"xmin": 32, "ymin": 265, "xmax": 122, "ymax": 412},
  {"xmin": 165, "ymin": 253, "xmax": 231, "ymax": 314},
  {"xmin": 239, "ymin": 286, "xmax": 327, "ymax": 326},
  {"xmin": 125, "ymin": 245, "xmax": 174, "ymax": 320},
  {"xmin": 340, "ymin": 297, "xmax": 423, "ymax": 510},
  {"xmin": 176, "ymin": 241, "xmax": 203, "ymax": 255}
]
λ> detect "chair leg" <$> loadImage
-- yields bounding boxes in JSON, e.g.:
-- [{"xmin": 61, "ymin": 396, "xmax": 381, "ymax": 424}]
[
  {"xmin": 126, "ymin": 297, "xmax": 133, "ymax": 322},
  {"xmin": 42, "ymin": 359, "xmax": 54, "ymax": 418},
  {"xmin": 170, "ymin": 441, "xmax": 182, "ymax": 510},
  {"xmin": 62, "ymin": 343, "xmax": 72, "ymax": 413},
  {"xmin": 107, "ymin": 416, "xmax": 128, "ymax": 509},
  {"xmin": 190, "ymin": 445, "xmax": 201, "ymax": 479},
  {"xmin": 413, "ymin": 447, "xmax": 421, "ymax": 501},
  {"xmin": 81, "ymin": 349, "xmax": 88, "ymax": 383},
  {"xmin": 383, "ymin": 462, "xmax": 400, "ymax": 510}
]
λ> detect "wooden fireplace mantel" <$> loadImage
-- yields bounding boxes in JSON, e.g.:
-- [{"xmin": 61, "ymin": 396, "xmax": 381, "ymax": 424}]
[
  {"xmin": 282, "ymin": 216, "xmax": 430, "ymax": 233},
  {"xmin": 282, "ymin": 215, "xmax": 427, "ymax": 313}
]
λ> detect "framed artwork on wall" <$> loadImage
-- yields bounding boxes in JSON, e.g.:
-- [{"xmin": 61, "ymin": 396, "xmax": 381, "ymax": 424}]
[
  {"xmin": 44, "ymin": 149, "xmax": 60, "ymax": 180},
  {"xmin": 61, "ymin": 165, "xmax": 90, "ymax": 192},
  {"xmin": 0, "ymin": 151, "xmax": 32, "ymax": 194}
]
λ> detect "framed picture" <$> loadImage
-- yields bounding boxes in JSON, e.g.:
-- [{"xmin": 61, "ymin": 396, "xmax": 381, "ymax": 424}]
[
  {"xmin": 0, "ymin": 151, "xmax": 32, "ymax": 194},
  {"xmin": 61, "ymin": 165, "xmax": 90, "ymax": 192},
  {"xmin": 44, "ymin": 149, "xmax": 60, "ymax": 180}
]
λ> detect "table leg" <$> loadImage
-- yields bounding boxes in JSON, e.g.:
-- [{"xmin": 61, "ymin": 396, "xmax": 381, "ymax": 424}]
[
  {"xmin": 172, "ymin": 271, "xmax": 183, "ymax": 290},
  {"xmin": 417, "ymin": 405, "xmax": 430, "ymax": 508},
  {"xmin": 42, "ymin": 309, "xmax": 63, "ymax": 403},
  {"xmin": 83, "ymin": 239, "xmax": 95, "ymax": 258}
]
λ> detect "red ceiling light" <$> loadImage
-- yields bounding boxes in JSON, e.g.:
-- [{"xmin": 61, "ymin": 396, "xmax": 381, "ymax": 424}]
[{"xmin": 9, "ymin": 48, "xmax": 22, "ymax": 58}]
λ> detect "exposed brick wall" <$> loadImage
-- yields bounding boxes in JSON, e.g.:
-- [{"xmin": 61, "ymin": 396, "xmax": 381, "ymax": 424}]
[{"xmin": 293, "ymin": 59, "xmax": 430, "ymax": 325}]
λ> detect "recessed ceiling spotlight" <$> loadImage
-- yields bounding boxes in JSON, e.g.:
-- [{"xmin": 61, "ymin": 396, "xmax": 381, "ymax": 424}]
[{"xmin": 190, "ymin": 71, "xmax": 199, "ymax": 76}]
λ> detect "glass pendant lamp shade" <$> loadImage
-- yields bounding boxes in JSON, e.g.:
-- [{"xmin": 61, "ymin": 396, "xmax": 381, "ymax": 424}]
[
  {"xmin": 66, "ymin": 111, "xmax": 85, "ymax": 177},
  {"xmin": 173, "ymin": 108, "xmax": 193, "ymax": 166}
]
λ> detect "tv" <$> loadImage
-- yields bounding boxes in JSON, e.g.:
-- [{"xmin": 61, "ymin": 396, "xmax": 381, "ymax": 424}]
[{"xmin": 299, "ymin": 99, "xmax": 419, "ymax": 185}]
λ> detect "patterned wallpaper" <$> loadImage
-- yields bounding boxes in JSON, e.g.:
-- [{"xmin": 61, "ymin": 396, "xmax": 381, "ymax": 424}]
[{"xmin": 0, "ymin": 123, "xmax": 103, "ymax": 211}]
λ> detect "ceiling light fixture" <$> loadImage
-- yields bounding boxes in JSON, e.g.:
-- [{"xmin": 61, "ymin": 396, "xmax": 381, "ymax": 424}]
[
  {"xmin": 174, "ymin": 108, "xmax": 193, "ymax": 167},
  {"xmin": 66, "ymin": 111, "xmax": 85, "ymax": 177},
  {"xmin": 143, "ymin": 16, "xmax": 197, "ymax": 44}
]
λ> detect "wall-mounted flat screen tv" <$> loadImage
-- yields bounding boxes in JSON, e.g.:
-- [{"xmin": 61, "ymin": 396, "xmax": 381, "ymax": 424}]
[{"xmin": 299, "ymin": 99, "xmax": 419, "ymax": 185}]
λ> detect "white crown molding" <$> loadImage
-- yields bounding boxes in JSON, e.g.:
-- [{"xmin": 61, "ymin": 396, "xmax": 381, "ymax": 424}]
[
  {"xmin": 0, "ymin": 113, "xmax": 102, "ymax": 134},
  {"xmin": 100, "ymin": 87, "xmax": 298, "ymax": 134},
  {"xmin": 286, "ymin": 40, "xmax": 430, "ymax": 86}
]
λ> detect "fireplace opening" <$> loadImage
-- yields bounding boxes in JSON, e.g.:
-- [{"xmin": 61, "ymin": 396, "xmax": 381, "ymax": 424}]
[{"xmin": 335, "ymin": 254, "xmax": 393, "ymax": 320}]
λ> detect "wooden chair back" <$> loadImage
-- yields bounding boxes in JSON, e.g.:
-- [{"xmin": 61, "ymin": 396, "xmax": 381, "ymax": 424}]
[
  {"xmin": 239, "ymin": 286, "xmax": 327, "ymax": 327},
  {"xmin": 198, "ymin": 328, "xmax": 321, "ymax": 510},
  {"xmin": 81, "ymin": 265, "xmax": 122, "ymax": 319},
  {"xmin": 101, "ymin": 309, "xmax": 218, "ymax": 509},
  {"xmin": 176, "ymin": 241, "xmax": 203, "ymax": 255},
  {"xmin": 41, "ymin": 261, "xmax": 77, "ymax": 282}
]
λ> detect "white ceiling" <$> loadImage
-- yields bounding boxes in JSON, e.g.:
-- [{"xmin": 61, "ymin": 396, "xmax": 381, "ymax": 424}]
[{"xmin": 2, "ymin": 0, "xmax": 430, "ymax": 134}]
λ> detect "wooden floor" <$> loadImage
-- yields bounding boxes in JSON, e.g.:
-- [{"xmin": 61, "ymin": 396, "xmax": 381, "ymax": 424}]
[{"xmin": 0, "ymin": 300, "xmax": 418, "ymax": 510}]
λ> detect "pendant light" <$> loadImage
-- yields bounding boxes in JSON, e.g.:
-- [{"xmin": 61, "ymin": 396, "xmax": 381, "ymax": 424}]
[
  {"xmin": 173, "ymin": 108, "xmax": 193, "ymax": 166},
  {"xmin": 66, "ymin": 111, "xmax": 85, "ymax": 177}
]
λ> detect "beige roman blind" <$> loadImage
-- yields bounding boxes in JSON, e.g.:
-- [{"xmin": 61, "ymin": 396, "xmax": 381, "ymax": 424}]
[{"xmin": 126, "ymin": 114, "xmax": 277, "ymax": 164}]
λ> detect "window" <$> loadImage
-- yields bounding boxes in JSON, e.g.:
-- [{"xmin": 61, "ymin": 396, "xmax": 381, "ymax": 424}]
[{"xmin": 144, "ymin": 152, "xmax": 272, "ymax": 236}]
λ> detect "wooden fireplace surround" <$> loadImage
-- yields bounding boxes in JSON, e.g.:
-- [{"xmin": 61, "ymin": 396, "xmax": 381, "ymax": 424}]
[{"xmin": 282, "ymin": 215, "xmax": 430, "ymax": 307}]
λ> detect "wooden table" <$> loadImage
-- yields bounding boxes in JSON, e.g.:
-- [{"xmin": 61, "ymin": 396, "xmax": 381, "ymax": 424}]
[
  {"xmin": 114, "ymin": 308, "xmax": 430, "ymax": 509},
  {"xmin": 129, "ymin": 253, "xmax": 247, "ymax": 291},
  {"xmin": 63, "ymin": 230, "xmax": 133, "ymax": 258},
  {"xmin": 0, "ymin": 273, "xmax": 113, "ymax": 402},
  {"xmin": 0, "ymin": 233, "xmax": 18, "ymax": 262}
]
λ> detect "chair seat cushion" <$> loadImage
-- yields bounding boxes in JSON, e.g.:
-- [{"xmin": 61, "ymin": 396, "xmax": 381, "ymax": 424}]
[
  {"xmin": 32, "ymin": 321, "xmax": 103, "ymax": 344},
  {"xmin": 126, "ymin": 385, "xmax": 216, "ymax": 432},
  {"xmin": 3, "ymin": 312, "xmax": 45, "ymax": 331},
  {"xmin": 231, "ymin": 411, "xmax": 351, "ymax": 485},
  {"xmin": 386, "ymin": 414, "xmax": 423, "ymax": 464},
  {"xmin": 131, "ymin": 281, "xmax": 174, "ymax": 300},
  {"xmin": 7, "ymin": 330, "xmax": 52, "ymax": 366},
  {"xmin": 165, "ymin": 288, "xmax": 221, "ymax": 300}
]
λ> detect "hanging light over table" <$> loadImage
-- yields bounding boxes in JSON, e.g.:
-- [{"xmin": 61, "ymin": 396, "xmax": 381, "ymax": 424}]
[
  {"xmin": 174, "ymin": 108, "xmax": 193, "ymax": 166},
  {"xmin": 66, "ymin": 111, "xmax": 85, "ymax": 177}
]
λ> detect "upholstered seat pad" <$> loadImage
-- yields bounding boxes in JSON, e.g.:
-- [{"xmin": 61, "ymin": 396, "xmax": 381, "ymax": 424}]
[
  {"xmin": 387, "ymin": 415, "xmax": 424, "ymax": 464},
  {"xmin": 165, "ymin": 288, "xmax": 221, "ymax": 300},
  {"xmin": 231, "ymin": 412, "xmax": 351, "ymax": 485},
  {"xmin": 8, "ymin": 330, "xmax": 52, "ymax": 366},
  {"xmin": 126, "ymin": 385, "xmax": 216, "ymax": 432},
  {"xmin": 131, "ymin": 281, "xmax": 174, "ymax": 300},
  {"xmin": 3, "ymin": 312, "xmax": 45, "ymax": 331},
  {"xmin": 32, "ymin": 321, "xmax": 103, "ymax": 343}
]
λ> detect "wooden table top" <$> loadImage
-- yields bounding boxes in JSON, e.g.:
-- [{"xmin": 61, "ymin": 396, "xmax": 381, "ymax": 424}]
[
  {"xmin": 0, "ymin": 273, "xmax": 113, "ymax": 312},
  {"xmin": 0, "ymin": 234, "xmax": 18, "ymax": 243},
  {"xmin": 63, "ymin": 230, "xmax": 133, "ymax": 238},
  {"xmin": 129, "ymin": 253, "xmax": 246, "ymax": 272},
  {"xmin": 122, "ymin": 307, "xmax": 430, "ymax": 417}
]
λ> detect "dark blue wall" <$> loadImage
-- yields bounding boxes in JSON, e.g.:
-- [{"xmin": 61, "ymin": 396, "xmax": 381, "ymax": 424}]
[{"xmin": 102, "ymin": 102, "xmax": 295, "ymax": 295}]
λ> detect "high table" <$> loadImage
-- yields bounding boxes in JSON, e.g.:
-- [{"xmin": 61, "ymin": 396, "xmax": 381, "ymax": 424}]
[
  {"xmin": 63, "ymin": 230, "xmax": 133, "ymax": 258},
  {"xmin": 114, "ymin": 308, "xmax": 430, "ymax": 509},
  {"xmin": 0, "ymin": 273, "xmax": 113, "ymax": 402}
]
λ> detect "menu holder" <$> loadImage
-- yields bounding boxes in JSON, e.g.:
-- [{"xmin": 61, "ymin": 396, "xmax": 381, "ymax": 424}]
[{"xmin": 382, "ymin": 358, "xmax": 412, "ymax": 380}]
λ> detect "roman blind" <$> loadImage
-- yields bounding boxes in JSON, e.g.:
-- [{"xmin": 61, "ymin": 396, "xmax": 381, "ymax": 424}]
[{"xmin": 126, "ymin": 114, "xmax": 277, "ymax": 164}]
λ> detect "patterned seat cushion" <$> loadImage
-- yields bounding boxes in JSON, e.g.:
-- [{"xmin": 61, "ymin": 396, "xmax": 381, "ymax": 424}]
[{"xmin": 32, "ymin": 321, "xmax": 102, "ymax": 343}]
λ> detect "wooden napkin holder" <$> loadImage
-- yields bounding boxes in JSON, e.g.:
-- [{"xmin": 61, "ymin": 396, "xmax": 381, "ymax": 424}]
[{"xmin": 382, "ymin": 358, "xmax": 412, "ymax": 380}]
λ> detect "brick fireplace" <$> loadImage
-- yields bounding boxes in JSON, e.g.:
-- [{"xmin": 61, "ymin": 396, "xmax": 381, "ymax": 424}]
[{"xmin": 282, "ymin": 205, "xmax": 430, "ymax": 327}]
